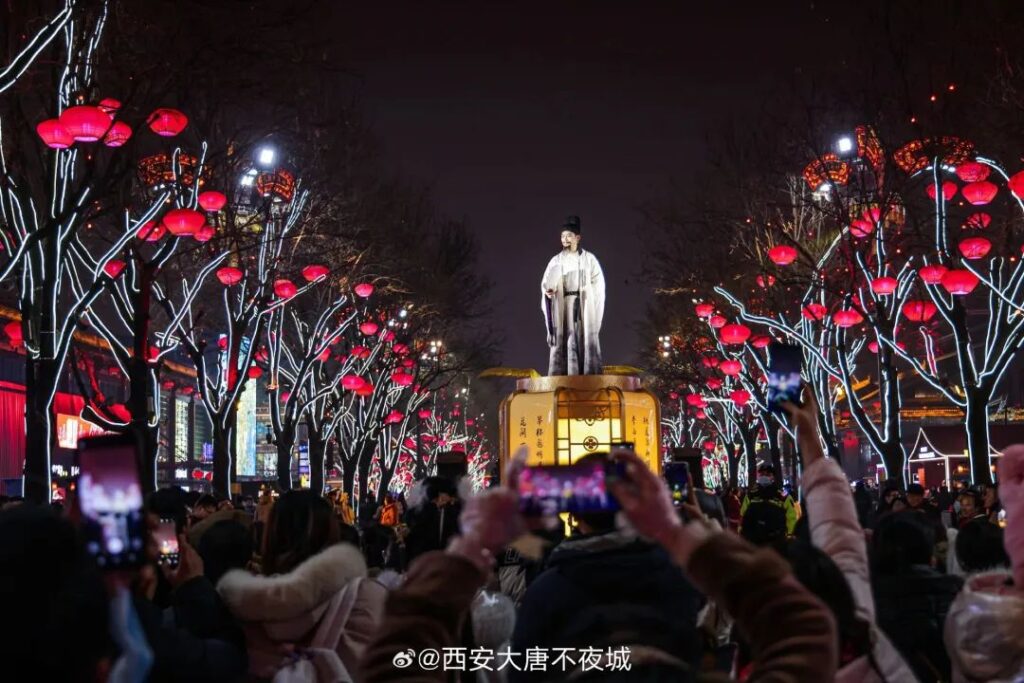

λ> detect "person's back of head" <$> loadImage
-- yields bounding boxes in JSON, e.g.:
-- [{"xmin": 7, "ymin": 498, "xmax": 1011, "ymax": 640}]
[
  {"xmin": 872, "ymin": 510, "xmax": 935, "ymax": 574},
  {"xmin": 197, "ymin": 519, "xmax": 254, "ymax": 585},
  {"xmin": 741, "ymin": 497, "xmax": 788, "ymax": 550},
  {"xmin": 423, "ymin": 475, "xmax": 456, "ymax": 505},
  {"xmin": 262, "ymin": 489, "xmax": 340, "ymax": 575},
  {"xmin": 956, "ymin": 519, "xmax": 1010, "ymax": 573},
  {"xmin": 785, "ymin": 539, "xmax": 864, "ymax": 656},
  {"xmin": 0, "ymin": 506, "xmax": 112, "ymax": 681},
  {"xmin": 147, "ymin": 486, "xmax": 189, "ymax": 530}
]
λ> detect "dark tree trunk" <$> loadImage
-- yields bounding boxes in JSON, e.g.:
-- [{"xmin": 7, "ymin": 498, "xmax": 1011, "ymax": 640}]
[
  {"xmin": 24, "ymin": 355, "xmax": 58, "ymax": 503},
  {"xmin": 212, "ymin": 411, "xmax": 236, "ymax": 497},
  {"xmin": 307, "ymin": 423, "xmax": 326, "ymax": 496},
  {"xmin": 766, "ymin": 424, "xmax": 783, "ymax": 483},
  {"xmin": 275, "ymin": 424, "xmax": 296, "ymax": 491},
  {"xmin": 965, "ymin": 390, "xmax": 993, "ymax": 485},
  {"xmin": 725, "ymin": 441, "xmax": 739, "ymax": 488}
]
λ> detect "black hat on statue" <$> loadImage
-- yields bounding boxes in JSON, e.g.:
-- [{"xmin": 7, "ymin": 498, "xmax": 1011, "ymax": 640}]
[{"xmin": 562, "ymin": 215, "xmax": 581, "ymax": 235}]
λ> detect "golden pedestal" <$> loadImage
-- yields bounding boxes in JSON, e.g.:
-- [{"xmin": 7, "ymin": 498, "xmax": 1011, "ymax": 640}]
[{"xmin": 498, "ymin": 374, "xmax": 661, "ymax": 474}]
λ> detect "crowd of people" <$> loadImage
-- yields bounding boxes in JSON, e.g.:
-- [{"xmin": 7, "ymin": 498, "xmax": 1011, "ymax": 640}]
[{"xmin": 1, "ymin": 390, "xmax": 1022, "ymax": 682}]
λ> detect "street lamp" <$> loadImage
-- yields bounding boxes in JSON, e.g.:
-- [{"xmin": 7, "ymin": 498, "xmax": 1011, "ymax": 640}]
[
  {"xmin": 258, "ymin": 147, "xmax": 275, "ymax": 167},
  {"xmin": 836, "ymin": 136, "xmax": 854, "ymax": 155}
]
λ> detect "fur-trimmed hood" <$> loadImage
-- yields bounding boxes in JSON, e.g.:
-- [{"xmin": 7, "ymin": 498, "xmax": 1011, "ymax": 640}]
[{"xmin": 217, "ymin": 543, "xmax": 367, "ymax": 642}]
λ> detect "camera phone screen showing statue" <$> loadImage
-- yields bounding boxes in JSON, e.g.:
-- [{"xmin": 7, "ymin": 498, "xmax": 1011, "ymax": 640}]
[
  {"xmin": 517, "ymin": 460, "xmax": 620, "ymax": 516},
  {"xmin": 541, "ymin": 215, "xmax": 605, "ymax": 376}
]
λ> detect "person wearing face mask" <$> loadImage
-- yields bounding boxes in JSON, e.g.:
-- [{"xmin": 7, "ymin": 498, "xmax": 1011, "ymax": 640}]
[{"xmin": 740, "ymin": 462, "xmax": 799, "ymax": 541}]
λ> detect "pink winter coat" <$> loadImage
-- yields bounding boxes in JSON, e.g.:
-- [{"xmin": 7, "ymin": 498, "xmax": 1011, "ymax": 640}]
[
  {"xmin": 218, "ymin": 543, "xmax": 388, "ymax": 682},
  {"xmin": 802, "ymin": 457, "xmax": 918, "ymax": 683}
]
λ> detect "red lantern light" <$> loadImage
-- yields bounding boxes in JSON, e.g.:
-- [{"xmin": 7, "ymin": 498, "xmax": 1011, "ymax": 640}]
[
  {"xmin": 730, "ymin": 389, "xmax": 751, "ymax": 407},
  {"xmin": 802, "ymin": 303, "xmax": 828, "ymax": 321},
  {"xmin": 247, "ymin": 366, "xmax": 263, "ymax": 379},
  {"xmin": 393, "ymin": 343, "xmax": 409, "ymax": 355},
  {"xmin": 903, "ymin": 300, "xmax": 938, "ymax": 322},
  {"xmin": 1009, "ymin": 171, "xmax": 1024, "ymax": 199},
  {"xmin": 832, "ymin": 309, "xmax": 863, "ymax": 328},
  {"xmin": 216, "ymin": 267, "xmax": 243, "ymax": 286},
  {"xmin": 868, "ymin": 340, "xmax": 879, "ymax": 353},
  {"xmin": 341, "ymin": 375, "xmax": 367, "ymax": 391},
  {"xmin": 708, "ymin": 315, "xmax": 727, "ymax": 329},
  {"xmin": 702, "ymin": 356, "xmax": 720, "ymax": 368},
  {"xmin": 59, "ymin": 105, "xmax": 111, "ymax": 142},
  {"xmin": 955, "ymin": 161, "xmax": 990, "ymax": 182},
  {"xmin": 751, "ymin": 335, "xmax": 772, "ymax": 348},
  {"xmin": 384, "ymin": 409, "xmax": 404, "ymax": 425},
  {"xmin": 147, "ymin": 108, "xmax": 188, "ymax": 137},
  {"xmin": 719, "ymin": 323, "xmax": 751, "ymax": 345},
  {"xmin": 97, "ymin": 98, "xmax": 121, "ymax": 115},
  {"xmin": 354, "ymin": 283, "xmax": 374, "ymax": 298},
  {"xmin": 355, "ymin": 383, "xmax": 374, "ymax": 397},
  {"xmin": 941, "ymin": 269, "xmax": 980, "ymax": 295},
  {"xmin": 351, "ymin": 345, "xmax": 370, "ymax": 360},
  {"xmin": 963, "ymin": 212, "xmax": 991, "ymax": 230},
  {"xmin": 695, "ymin": 409, "xmax": 706, "ymax": 419},
  {"xmin": 103, "ymin": 260, "xmax": 126, "ymax": 278},
  {"xmin": 36, "ymin": 119, "xmax": 74, "ymax": 149},
  {"xmin": 925, "ymin": 181, "xmax": 957, "ymax": 202},
  {"xmin": 768, "ymin": 245, "xmax": 797, "ymax": 266},
  {"xmin": 273, "ymin": 279, "xmax": 298, "ymax": 299},
  {"xmin": 685, "ymin": 393, "xmax": 705, "ymax": 407},
  {"xmin": 4, "ymin": 321, "xmax": 22, "ymax": 344},
  {"xmin": 359, "ymin": 321, "xmax": 379, "ymax": 336},
  {"xmin": 703, "ymin": 439, "xmax": 716, "ymax": 452},
  {"xmin": 161, "ymin": 380, "xmax": 176, "ymax": 391},
  {"xmin": 192, "ymin": 468, "xmax": 204, "ymax": 480},
  {"xmin": 958, "ymin": 237, "xmax": 991, "ymax": 260},
  {"xmin": 391, "ymin": 370, "xmax": 414, "ymax": 387},
  {"xmin": 193, "ymin": 224, "xmax": 215, "ymax": 243},
  {"xmin": 862, "ymin": 206, "xmax": 882, "ymax": 223},
  {"xmin": 302, "ymin": 264, "xmax": 329, "ymax": 282},
  {"xmin": 380, "ymin": 329, "xmax": 395, "ymax": 343},
  {"xmin": 918, "ymin": 264, "xmax": 948, "ymax": 285},
  {"xmin": 706, "ymin": 378, "xmax": 723, "ymax": 390},
  {"xmin": 204, "ymin": 471, "xmax": 213, "ymax": 482},
  {"xmin": 756, "ymin": 274, "xmax": 775, "ymax": 288},
  {"xmin": 694, "ymin": 303, "xmax": 715, "ymax": 317},
  {"xmin": 417, "ymin": 408, "xmax": 433, "ymax": 420},
  {"xmin": 198, "ymin": 191, "xmax": 227, "ymax": 212},
  {"xmin": 871, "ymin": 276, "xmax": 898, "ymax": 296},
  {"xmin": 102, "ymin": 121, "xmax": 132, "ymax": 147},
  {"xmin": 961, "ymin": 181, "xmax": 998, "ymax": 206},
  {"xmin": 217, "ymin": 336, "xmax": 228, "ymax": 350},
  {"xmin": 720, "ymin": 359, "xmax": 742, "ymax": 376},
  {"xmin": 137, "ymin": 221, "xmax": 166, "ymax": 241},
  {"xmin": 162, "ymin": 208, "xmax": 204, "ymax": 236},
  {"xmin": 849, "ymin": 218, "xmax": 874, "ymax": 238}
]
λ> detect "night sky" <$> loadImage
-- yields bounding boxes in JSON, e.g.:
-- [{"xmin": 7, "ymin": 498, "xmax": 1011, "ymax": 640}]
[{"xmin": 338, "ymin": 1, "xmax": 850, "ymax": 371}]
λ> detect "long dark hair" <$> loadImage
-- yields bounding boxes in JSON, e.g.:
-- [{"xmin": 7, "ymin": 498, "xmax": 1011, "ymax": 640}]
[{"xmin": 262, "ymin": 490, "xmax": 341, "ymax": 575}]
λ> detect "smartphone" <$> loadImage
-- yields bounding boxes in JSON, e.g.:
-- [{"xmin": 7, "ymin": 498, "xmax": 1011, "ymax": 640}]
[
  {"xmin": 154, "ymin": 518, "xmax": 180, "ymax": 568},
  {"xmin": 767, "ymin": 343, "xmax": 803, "ymax": 414},
  {"xmin": 664, "ymin": 462, "xmax": 690, "ymax": 506},
  {"xmin": 517, "ymin": 457, "xmax": 624, "ymax": 517},
  {"xmin": 76, "ymin": 434, "xmax": 146, "ymax": 569}
]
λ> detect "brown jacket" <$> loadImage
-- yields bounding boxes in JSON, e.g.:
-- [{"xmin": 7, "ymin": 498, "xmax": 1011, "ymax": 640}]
[{"xmin": 360, "ymin": 531, "xmax": 837, "ymax": 682}]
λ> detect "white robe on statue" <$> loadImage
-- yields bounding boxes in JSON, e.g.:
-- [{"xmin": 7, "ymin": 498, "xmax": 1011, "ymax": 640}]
[{"xmin": 541, "ymin": 248, "xmax": 605, "ymax": 375}]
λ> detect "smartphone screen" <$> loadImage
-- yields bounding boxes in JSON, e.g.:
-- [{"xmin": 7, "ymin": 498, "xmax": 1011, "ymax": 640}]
[
  {"xmin": 154, "ymin": 519, "xmax": 180, "ymax": 568},
  {"xmin": 767, "ymin": 343, "xmax": 803, "ymax": 414},
  {"xmin": 664, "ymin": 462, "xmax": 690, "ymax": 506},
  {"xmin": 76, "ymin": 435, "xmax": 146, "ymax": 569},
  {"xmin": 517, "ymin": 459, "xmax": 622, "ymax": 516}
]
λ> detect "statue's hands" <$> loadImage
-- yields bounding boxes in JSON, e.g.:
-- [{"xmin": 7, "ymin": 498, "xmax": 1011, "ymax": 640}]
[{"xmin": 544, "ymin": 288, "xmax": 555, "ymax": 299}]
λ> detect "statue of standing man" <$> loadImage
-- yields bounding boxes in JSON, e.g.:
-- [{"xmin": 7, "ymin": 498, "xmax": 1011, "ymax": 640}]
[{"xmin": 541, "ymin": 216, "xmax": 605, "ymax": 376}]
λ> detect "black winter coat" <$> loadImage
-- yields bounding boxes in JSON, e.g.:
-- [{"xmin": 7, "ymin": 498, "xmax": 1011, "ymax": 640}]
[
  {"xmin": 510, "ymin": 530, "xmax": 704, "ymax": 681},
  {"xmin": 134, "ymin": 575, "xmax": 247, "ymax": 682},
  {"xmin": 873, "ymin": 565, "xmax": 963, "ymax": 683}
]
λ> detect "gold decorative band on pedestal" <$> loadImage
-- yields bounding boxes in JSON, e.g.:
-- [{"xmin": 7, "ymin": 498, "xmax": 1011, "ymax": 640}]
[{"xmin": 516, "ymin": 374, "xmax": 642, "ymax": 393}]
